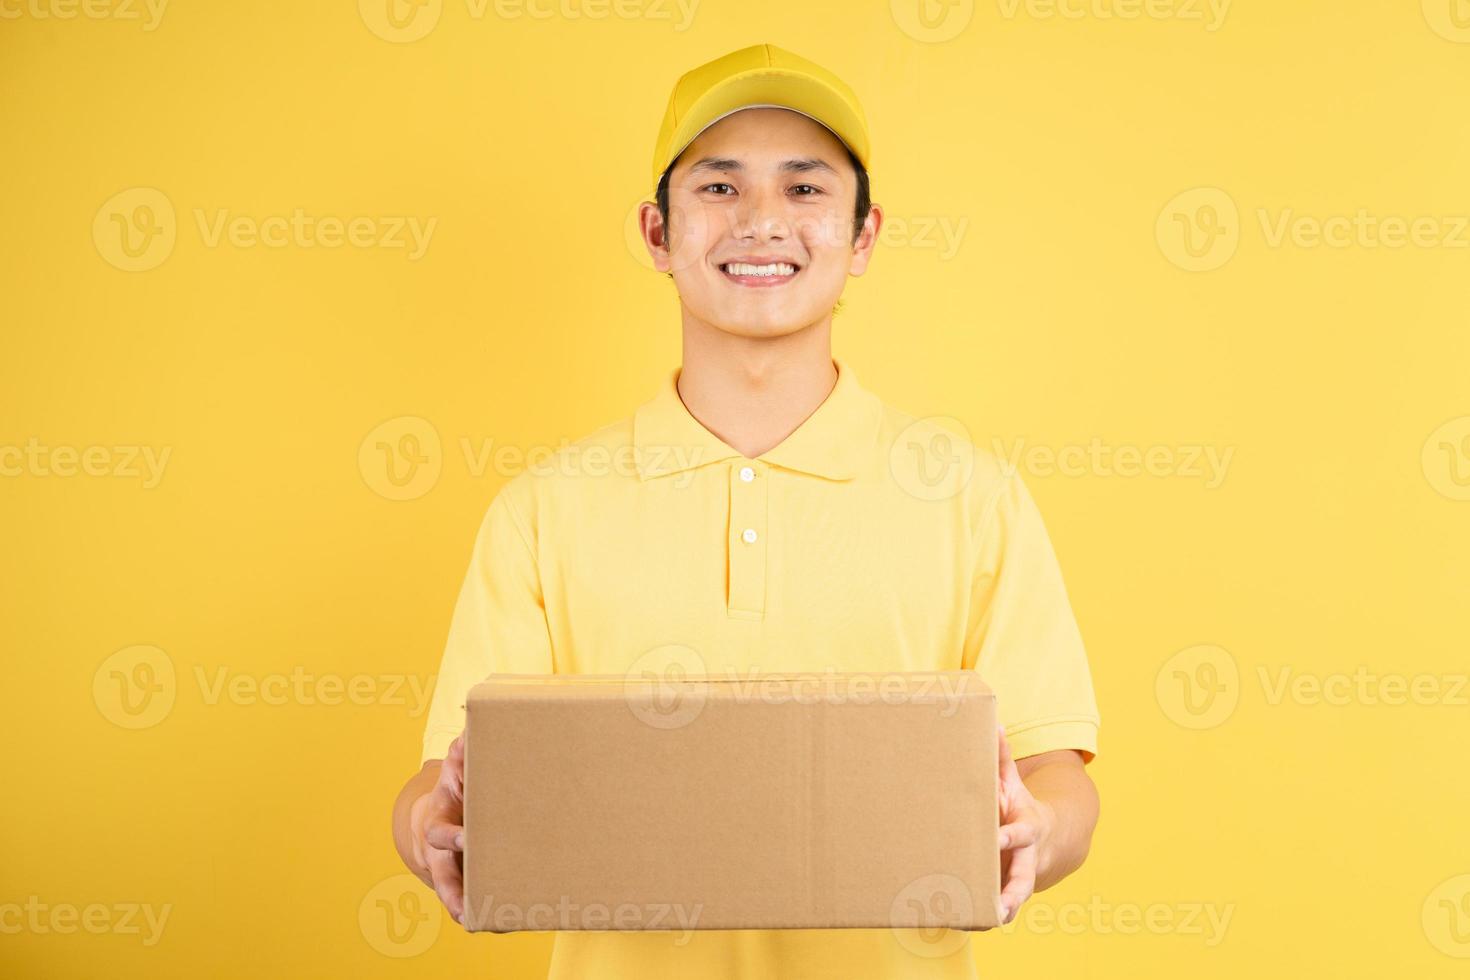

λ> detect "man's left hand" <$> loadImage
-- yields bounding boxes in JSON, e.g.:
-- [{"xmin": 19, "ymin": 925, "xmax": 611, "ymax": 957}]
[{"xmin": 996, "ymin": 725, "xmax": 1056, "ymax": 925}]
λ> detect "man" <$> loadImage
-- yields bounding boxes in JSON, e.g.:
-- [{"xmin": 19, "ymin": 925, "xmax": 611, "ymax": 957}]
[{"xmin": 391, "ymin": 43, "xmax": 1100, "ymax": 980}]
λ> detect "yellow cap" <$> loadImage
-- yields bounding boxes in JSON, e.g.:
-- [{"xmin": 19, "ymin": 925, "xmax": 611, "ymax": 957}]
[{"xmin": 650, "ymin": 43, "xmax": 871, "ymax": 189}]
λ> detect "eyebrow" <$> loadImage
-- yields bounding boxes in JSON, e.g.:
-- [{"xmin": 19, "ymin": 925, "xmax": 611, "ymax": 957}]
[{"xmin": 686, "ymin": 156, "xmax": 840, "ymax": 177}]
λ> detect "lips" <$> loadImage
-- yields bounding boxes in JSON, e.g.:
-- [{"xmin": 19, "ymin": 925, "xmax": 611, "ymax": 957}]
[{"xmin": 718, "ymin": 259, "xmax": 801, "ymax": 287}]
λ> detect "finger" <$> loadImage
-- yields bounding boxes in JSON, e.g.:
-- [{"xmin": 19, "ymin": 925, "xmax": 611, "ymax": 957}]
[
  {"xmin": 996, "ymin": 726, "xmax": 1021, "ymax": 815},
  {"xmin": 425, "ymin": 817, "xmax": 464, "ymax": 852},
  {"xmin": 446, "ymin": 733, "xmax": 465, "ymax": 770},
  {"xmin": 999, "ymin": 843, "xmax": 1037, "ymax": 923},
  {"xmin": 442, "ymin": 761, "xmax": 464, "ymax": 800},
  {"xmin": 440, "ymin": 736, "xmax": 466, "ymax": 795},
  {"xmin": 997, "ymin": 816, "xmax": 1039, "ymax": 851},
  {"xmin": 997, "ymin": 725, "xmax": 1020, "ymax": 784},
  {"xmin": 433, "ymin": 763, "xmax": 464, "ymax": 807},
  {"xmin": 427, "ymin": 845, "xmax": 465, "ymax": 924}
]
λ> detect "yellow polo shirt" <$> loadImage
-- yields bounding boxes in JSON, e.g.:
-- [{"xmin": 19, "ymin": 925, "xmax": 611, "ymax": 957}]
[{"xmin": 421, "ymin": 357, "xmax": 1100, "ymax": 980}]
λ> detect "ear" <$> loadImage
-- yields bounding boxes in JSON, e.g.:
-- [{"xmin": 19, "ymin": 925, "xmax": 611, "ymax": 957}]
[
  {"xmin": 639, "ymin": 201, "xmax": 673, "ymax": 273},
  {"xmin": 848, "ymin": 203, "xmax": 883, "ymax": 277}
]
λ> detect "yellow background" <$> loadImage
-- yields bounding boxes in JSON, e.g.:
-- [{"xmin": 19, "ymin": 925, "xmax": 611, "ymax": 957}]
[{"xmin": 4, "ymin": 0, "xmax": 1469, "ymax": 976}]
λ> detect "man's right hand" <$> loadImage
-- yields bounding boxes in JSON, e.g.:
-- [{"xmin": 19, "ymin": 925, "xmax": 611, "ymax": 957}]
[{"xmin": 396, "ymin": 732, "xmax": 467, "ymax": 925}]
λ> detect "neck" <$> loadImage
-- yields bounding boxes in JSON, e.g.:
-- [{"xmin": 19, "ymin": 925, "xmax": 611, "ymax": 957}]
[{"xmin": 675, "ymin": 310, "xmax": 838, "ymax": 460}]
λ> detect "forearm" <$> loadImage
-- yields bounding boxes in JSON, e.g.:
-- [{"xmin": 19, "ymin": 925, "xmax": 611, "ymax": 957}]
[
  {"xmin": 1022, "ymin": 756, "xmax": 1099, "ymax": 890},
  {"xmin": 392, "ymin": 761, "xmax": 442, "ymax": 886}
]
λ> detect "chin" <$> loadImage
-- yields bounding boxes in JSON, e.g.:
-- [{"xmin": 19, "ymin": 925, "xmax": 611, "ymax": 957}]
[
  {"xmin": 708, "ymin": 312, "xmax": 820, "ymax": 339},
  {"xmin": 695, "ymin": 295, "xmax": 837, "ymax": 336}
]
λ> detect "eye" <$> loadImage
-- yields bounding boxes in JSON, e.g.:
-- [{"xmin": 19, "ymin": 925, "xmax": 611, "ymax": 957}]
[
  {"xmin": 791, "ymin": 184, "xmax": 823, "ymax": 197},
  {"xmin": 700, "ymin": 182, "xmax": 736, "ymax": 195}
]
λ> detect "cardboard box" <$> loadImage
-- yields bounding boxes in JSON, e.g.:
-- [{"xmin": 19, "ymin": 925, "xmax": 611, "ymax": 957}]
[{"xmin": 462, "ymin": 671, "xmax": 1000, "ymax": 933}]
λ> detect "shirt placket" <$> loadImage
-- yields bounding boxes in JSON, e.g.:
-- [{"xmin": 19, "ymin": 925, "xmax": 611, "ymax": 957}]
[{"xmin": 727, "ymin": 459, "xmax": 768, "ymax": 617}]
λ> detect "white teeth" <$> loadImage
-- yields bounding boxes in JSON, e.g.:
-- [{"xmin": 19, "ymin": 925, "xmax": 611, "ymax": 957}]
[{"xmin": 724, "ymin": 262, "xmax": 796, "ymax": 277}]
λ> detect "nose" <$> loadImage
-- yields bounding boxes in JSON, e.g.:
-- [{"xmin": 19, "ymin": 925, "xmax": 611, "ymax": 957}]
[{"xmin": 730, "ymin": 183, "xmax": 790, "ymax": 244}]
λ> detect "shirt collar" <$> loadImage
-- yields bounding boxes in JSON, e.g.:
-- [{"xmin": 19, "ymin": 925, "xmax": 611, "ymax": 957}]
[{"xmin": 632, "ymin": 357, "xmax": 884, "ymax": 482}]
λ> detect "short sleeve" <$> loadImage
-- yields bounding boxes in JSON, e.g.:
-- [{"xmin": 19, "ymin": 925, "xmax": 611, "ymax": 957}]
[
  {"xmin": 961, "ymin": 471, "xmax": 1100, "ymax": 763},
  {"xmin": 419, "ymin": 485, "xmax": 555, "ymax": 765}
]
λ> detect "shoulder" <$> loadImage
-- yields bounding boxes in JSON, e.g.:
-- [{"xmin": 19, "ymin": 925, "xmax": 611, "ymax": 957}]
[{"xmin": 486, "ymin": 412, "xmax": 639, "ymax": 524}]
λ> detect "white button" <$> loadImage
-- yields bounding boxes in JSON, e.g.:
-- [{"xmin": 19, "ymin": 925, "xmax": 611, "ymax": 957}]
[
  {"xmin": 739, "ymin": 466, "xmax": 755, "ymax": 482},
  {"xmin": 741, "ymin": 528, "xmax": 758, "ymax": 544}
]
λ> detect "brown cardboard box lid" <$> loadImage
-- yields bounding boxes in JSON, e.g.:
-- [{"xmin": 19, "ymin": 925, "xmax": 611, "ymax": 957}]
[{"xmin": 462, "ymin": 671, "xmax": 1000, "ymax": 933}]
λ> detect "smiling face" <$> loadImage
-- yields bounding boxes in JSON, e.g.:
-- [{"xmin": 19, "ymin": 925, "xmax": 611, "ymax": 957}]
[{"xmin": 640, "ymin": 107, "xmax": 882, "ymax": 340}]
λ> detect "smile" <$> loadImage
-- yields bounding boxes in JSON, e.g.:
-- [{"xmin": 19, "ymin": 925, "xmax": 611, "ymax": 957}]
[{"xmin": 719, "ymin": 261, "xmax": 800, "ymax": 287}]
